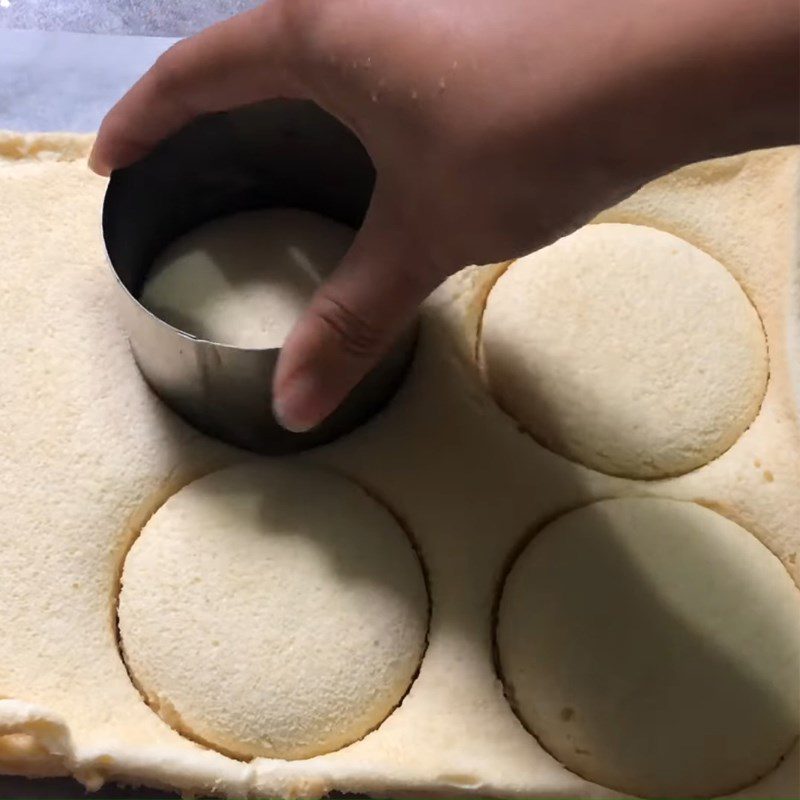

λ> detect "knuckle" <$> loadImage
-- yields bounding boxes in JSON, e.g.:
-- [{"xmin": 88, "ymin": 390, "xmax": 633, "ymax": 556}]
[
  {"xmin": 273, "ymin": 0, "xmax": 316, "ymax": 28},
  {"xmin": 272, "ymin": 0, "xmax": 324, "ymax": 52},
  {"xmin": 150, "ymin": 44, "xmax": 189, "ymax": 102},
  {"xmin": 315, "ymin": 294, "xmax": 384, "ymax": 360},
  {"xmin": 270, "ymin": 0, "xmax": 351, "ymax": 79}
]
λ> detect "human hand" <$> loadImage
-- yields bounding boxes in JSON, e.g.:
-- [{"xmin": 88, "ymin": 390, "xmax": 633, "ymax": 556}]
[{"xmin": 90, "ymin": 0, "xmax": 798, "ymax": 432}]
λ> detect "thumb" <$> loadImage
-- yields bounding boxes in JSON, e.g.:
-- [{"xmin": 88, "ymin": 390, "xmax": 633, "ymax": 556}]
[{"xmin": 272, "ymin": 193, "xmax": 435, "ymax": 433}]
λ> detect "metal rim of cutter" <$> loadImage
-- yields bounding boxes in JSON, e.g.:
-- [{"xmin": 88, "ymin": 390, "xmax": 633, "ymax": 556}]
[{"xmin": 102, "ymin": 99, "xmax": 417, "ymax": 454}]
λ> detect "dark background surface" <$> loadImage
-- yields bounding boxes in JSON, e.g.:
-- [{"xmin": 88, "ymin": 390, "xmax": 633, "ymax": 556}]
[{"xmin": 0, "ymin": 777, "xmax": 179, "ymax": 798}]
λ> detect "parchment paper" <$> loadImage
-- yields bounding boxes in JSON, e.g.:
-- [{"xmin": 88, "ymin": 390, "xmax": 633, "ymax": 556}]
[{"xmin": 0, "ymin": 28, "xmax": 177, "ymax": 131}]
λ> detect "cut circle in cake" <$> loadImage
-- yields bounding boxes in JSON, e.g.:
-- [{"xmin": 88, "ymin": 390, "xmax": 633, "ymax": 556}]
[
  {"xmin": 495, "ymin": 497, "xmax": 800, "ymax": 797},
  {"xmin": 117, "ymin": 461, "xmax": 429, "ymax": 760},
  {"xmin": 479, "ymin": 223, "xmax": 768, "ymax": 479}
]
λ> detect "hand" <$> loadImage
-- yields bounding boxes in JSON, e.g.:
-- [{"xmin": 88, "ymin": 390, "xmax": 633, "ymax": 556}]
[{"xmin": 90, "ymin": 0, "xmax": 798, "ymax": 432}]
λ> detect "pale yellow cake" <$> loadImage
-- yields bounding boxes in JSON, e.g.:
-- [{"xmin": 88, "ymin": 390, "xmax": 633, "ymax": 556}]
[
  {"xmin": 140, "ymin": 208, "xmax": 353, "ymax": 348},
  {"xmin": 118, "ymin": 461, "xmax": 428, "ymax": 762},
  {"xmin": 0, "ymin": 133, "xmax": 797, "ymax": 799}
]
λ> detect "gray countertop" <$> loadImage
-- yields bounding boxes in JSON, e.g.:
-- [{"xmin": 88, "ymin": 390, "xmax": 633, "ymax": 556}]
[{"xmin": 0, "ymin": 0, "xmax": 257, "ymax": 37}]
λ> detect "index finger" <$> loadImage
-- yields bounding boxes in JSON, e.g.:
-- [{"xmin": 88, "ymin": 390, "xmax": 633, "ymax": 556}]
[{"xmin": 89, "ymin": 2, "xmax": 307, "ymax": 176}]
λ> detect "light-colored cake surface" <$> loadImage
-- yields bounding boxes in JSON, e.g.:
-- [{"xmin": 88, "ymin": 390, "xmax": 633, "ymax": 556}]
[
  {"xmin": 118, "ymin": 461, "xmax": 428, "ymax": 761},
  {"xmin": 480, "ymin": 223, "xmax": 768, "ymax": 478},
  {"xmin": 497, "ymin": 497, "xmax": 800, "ymax": 798},
  {"xmin": 0, "ymin": 133, "xmax": 798, "ymax": 799},
  {"xmin": 140, "ymin": 208, "xmax": 353, "ymax": 348}
]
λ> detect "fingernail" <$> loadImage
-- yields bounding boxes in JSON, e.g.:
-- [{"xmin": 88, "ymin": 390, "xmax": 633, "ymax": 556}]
[{"xmin": 272, "ymin": 372, "xmax": 323, "ymax": 434}]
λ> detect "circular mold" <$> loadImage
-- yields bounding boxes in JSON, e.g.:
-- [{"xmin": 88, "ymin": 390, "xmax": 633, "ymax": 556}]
[
  {"xmin": 495, "ymin": 497, "xmax": 800, "ymax": 798},
  {"xmin": 104, "ymin": 99, "xmax": 417, "ymax": 456},
  {"xmin": 479, "ymin": 223, "xmax": 768, "ymax": 479},
  {"xmin": 118, "ymin": 461, "xmax": 429, "ymax": 760}
]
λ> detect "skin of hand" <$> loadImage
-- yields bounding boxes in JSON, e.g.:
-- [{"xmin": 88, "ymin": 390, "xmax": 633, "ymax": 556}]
[{"xmin": 90, "ymin": 0, "xmax": 799, "ymax": 433}]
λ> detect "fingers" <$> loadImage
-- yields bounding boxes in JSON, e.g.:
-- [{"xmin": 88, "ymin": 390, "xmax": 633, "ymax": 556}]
[
  {"xmin": 89, "ymin": 2, "xmax": 307, "ymax": 176},
  {"xmin": 272, "ymin": 191, "xmax": 437, "ymax": 433}
]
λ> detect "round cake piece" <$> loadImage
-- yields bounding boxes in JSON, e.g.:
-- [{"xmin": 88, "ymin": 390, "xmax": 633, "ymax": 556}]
[
  {"xmin": 140, "ymin": 208, "xmax": 354, "ymax": 348},
  {"xmin": 118, "ymin": 461, "xmax": 428, "ymax": 760},
  {"xmin": 496, "ymin": 498, "xmax": 800, "ymax": 798},
  {"xmin": 480, "ymin": 223, "xmax": 768, "ymax": 478}
]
